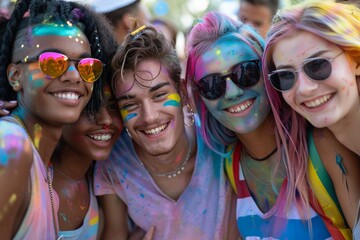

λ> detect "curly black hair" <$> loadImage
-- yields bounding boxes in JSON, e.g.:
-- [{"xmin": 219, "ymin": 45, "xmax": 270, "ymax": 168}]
[{"xmin": 0, "ymin": 0, "xmax": 117, "ymax": 113}]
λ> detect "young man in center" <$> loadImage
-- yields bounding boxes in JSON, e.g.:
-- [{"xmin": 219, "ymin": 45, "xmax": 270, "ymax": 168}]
[{"xmin": 94, "ymin": 26, "xmax": 239, "ymax": 239}]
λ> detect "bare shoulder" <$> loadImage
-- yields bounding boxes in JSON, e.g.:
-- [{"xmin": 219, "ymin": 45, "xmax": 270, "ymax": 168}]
[
  {"xmin": 0, "ymin": 119, "xmax": 33, "ymax": 238},
  {"xmin": 313, "ymin": 127, "xmax": 360, "ymax": 227},
  {"xmin": 313, "ymin": 128, "xmax": 359, "ymax": 173}
]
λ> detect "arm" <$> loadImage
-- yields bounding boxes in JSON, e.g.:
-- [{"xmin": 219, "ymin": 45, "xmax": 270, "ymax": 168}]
[
  {"xmin": 98, "ymin": 194, "xmax": 129, "ymax": 240},
  {"xmin": 0, "ymin": 121, "xmax": 33, "ymax": 239},
  {"xmin": 314, "ymin": 128, "xmax": 360, "ymax": 228}
]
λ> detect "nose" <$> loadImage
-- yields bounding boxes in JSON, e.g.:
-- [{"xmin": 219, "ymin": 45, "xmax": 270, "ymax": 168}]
[
  {"xmin": 59, "ymin": 62, "xmax": 82, "ymax": 83},
  {"xmin": 224, "ymin": 77, "xmax": 244, "ymax": 100},
  {"xmin": 296, "ymin": 70, "xmax": 319, "ymax": 95},
  {"xmin": 141, "ymin": 100, "xmax": 158, "ymax": 124},
  {"xmin": 95, "ymin": 105, "xmax": 112, "ymax": 127}
]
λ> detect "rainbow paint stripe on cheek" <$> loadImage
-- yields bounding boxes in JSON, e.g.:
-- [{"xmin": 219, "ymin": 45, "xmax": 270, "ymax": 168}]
[
  {"xmin": 120, "ymin": 109, "xmax": 137, "ymax": 123},
  {"xmin": 163, "ymin": 93, "xmax": 181, "ymax": 107}
]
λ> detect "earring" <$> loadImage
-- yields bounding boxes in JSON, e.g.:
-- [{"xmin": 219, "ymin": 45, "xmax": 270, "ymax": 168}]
[
  {"xmin": 125, "ymin": 127, "xmax": 133, "ymax": 138},
  {"xmin": 10, "ymin": 81, "xmax": 20, "ymax": 88},
  {"xmin": 184, "ymin": 104, "xmax": 194, "ymax": 127}
]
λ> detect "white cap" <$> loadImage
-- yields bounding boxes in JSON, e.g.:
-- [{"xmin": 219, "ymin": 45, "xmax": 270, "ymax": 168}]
[{"xmin": 91, "ymin": 0, "xmax": 138, "ymax": 13}]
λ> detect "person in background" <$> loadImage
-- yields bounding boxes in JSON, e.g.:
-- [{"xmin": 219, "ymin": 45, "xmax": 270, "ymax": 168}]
[
  {"xmin": 237, "ymin": 0, "xmax": 279, "ymax": 38},
  {"xmin": 91, "ymin": 0, "xmax": 150, "ymax": 43},
  {"xmin": 150, "ymin": 18, "xmax": 177, "ymax": 48}
]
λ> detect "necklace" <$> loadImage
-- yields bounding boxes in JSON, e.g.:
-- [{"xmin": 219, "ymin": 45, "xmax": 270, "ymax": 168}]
[
  {"xmin": 247, "ymin": 147, "xmax": 278, "ymax": 161},
  {"xmin": 53, "ymin": 167, "xmax": 86, "ymax": 184},
  {"xmin": 11, "ymin": 114, "xmax": 59, "ymax": 239},
  {"xmin": 242, "ymin": 148, "xmax": 278, "ymax": 185},
  {"xmin": 139, "ymin": 146, "xmax": 192, "ymax": 179}
]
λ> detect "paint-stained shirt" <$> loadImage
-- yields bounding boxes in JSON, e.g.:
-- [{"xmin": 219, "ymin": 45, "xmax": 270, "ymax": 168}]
[
  {"xmin": 94, "ymin": 130, "xmax": 234, "ymax": 240},
  {"xmin": 226, "ymin": 143, "xmax": 332, "ymax": 240},
  {"xmin": 57, "ymin": 175, "xmax": 99, "ymax": 240}
]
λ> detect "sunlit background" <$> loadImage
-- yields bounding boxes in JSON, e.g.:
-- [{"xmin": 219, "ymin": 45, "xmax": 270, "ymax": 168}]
[{"xmin": 0, "ymin": 0, "xmax": 302, "ymax": 59}]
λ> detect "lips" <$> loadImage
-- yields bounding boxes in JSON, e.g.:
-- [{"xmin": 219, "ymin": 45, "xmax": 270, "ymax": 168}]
[
  {"xmin": 226, "ymin": 99, "xmax": 254, "ymax": 113},
  {"xmin": 303, "ymin": 94, "xmax": 332, "ymax": 108}
]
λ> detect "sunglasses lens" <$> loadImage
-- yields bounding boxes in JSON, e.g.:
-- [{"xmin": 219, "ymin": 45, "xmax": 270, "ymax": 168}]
[
  {"xmin": 77, "ymin": 58, "xmax": 103, "ymax": 83},
  {"xmin": 197, "ymin": 75, "xmax": 225, "ymax": 100},
  {"xmin": 39, "ymin": 52, "xmax": 68, "ymax": 78},
  {"xmin": 303, "ymin": 59, "xmax": 331, "ymax": 80},
  {"xmin": 233, "ymin": 60, "xmax": 260, "ymax": 88},
  {"xmin": 269, "ymin": 71, "xmax": 295, "ymax": 91}
]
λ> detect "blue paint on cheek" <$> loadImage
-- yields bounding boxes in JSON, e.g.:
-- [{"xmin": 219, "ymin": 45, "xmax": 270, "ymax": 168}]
[
  {"xmin": 0, "ymin": 149, "xmax": 9, "ymax": 166},
  {"xmin": 33, "ymin": 80, "xmax": 44, "ymax": 88},
  {"xmin": 124, "ymin": 113, "xmax": 137, "ymax": 123},
  {"xmin": 163, "ymin": 100, "xmax": 180, "ymax": 107}
]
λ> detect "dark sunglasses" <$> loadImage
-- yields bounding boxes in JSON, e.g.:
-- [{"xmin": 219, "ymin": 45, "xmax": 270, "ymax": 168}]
[
  {"xmin": 268, "ymin": 52, "xmax": 343, "ymax": 92},
  {"xmin": 196, "ymin": 60, "xmax": 261, "ymax": 100},
  {"xmin": 16, "ymin": 52, "xmax": 103, "ymax": 83}
]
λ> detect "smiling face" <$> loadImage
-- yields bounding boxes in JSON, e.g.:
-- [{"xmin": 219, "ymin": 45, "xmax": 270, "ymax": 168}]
[
  {"xmin": 61, "ymin": 83, "xmax": 122, "ymax": 161},
  {"xmin": 194, "ymin": 37, "xmax": 270, "ymax": 134},
  {"xmin": 115, "ymin": 59, "xmax": 186, "ymax": 156},
  {"xmin": 10, "ymin": 23, "xmax": 94, "ymax": 125},
  {"xmin": 272, "ymin": 30, "xmax": 360, "ymax": 128}
]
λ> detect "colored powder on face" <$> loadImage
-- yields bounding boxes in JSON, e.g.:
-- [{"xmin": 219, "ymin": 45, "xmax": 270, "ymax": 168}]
[
  {"xmin": 32, "ymin": 23, "xmax": 82, "ymax": 37},
  {"xmin": 121, "ymin": 109, "xmax": 137, "ymax": 123},
  {"xmin": 163, "ymin": 93, "xmax": 181, "ymax": 107},
  {"xmin": 0, "ymin": 149, "xmax": 9, "ymax": 166}
]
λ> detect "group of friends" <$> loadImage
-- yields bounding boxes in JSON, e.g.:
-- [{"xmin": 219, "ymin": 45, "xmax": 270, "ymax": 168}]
[{"xmin": 0, "ymin": 0, "xmax": 359, "ymax": 239}]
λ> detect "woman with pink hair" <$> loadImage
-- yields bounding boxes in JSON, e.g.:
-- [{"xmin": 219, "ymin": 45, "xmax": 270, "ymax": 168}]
[{"xmin": 262, "ymin": 0, "xmax": 360, "ymax": 237}]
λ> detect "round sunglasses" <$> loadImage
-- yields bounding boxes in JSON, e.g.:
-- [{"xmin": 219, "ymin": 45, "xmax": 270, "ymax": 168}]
[
  {"xmin": 196, "ymin": 60, "xmax": 261, "ymax": 100},
  {"xmin": 268, "ymin": 52, "xmax": 343, "ymax": 92},
  {"xmin": 16, "ymin": 52, "xmax": 104, "ymax": 83}
]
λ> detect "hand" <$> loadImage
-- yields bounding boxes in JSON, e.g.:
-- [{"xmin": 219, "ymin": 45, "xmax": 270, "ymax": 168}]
[
  {"xmin": 129, "ymin": 225, "xmax": 155, "ymax": 240},
  {"xmin": 0, "ymin": 100, "xmax": 17, "ymax": 116}
]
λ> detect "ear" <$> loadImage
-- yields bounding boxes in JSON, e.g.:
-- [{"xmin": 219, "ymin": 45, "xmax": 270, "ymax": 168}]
[{"xmin": 7, "ymin": 63, "xmax": 22, "ymax": 91}]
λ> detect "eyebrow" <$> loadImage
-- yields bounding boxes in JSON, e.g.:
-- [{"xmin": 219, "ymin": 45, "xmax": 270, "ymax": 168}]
[
  {"xmin": 276, "ymin": 50, "xmax": 329, "ymax": 69},
  {"xmin": 117, "ymin": 82, "xmax": 171, "ymax": 101},
  {"xmin": 149, "ymin": 82, "xmax": 170, "ymax": 92}
]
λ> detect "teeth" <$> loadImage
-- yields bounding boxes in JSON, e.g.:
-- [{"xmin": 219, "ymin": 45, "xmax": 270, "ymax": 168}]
[
  {"xmin": 89, "ymin": 134, "xmax": 112, "ymax": 141},
  {"xmin": 227, "ymin": 100, "xmax": 253, "ymax": 113},
  {"xmin": 53, "ymin": 92, "xmax": 80, "ymax": 100},
  {"xmin": 304, "ymin": 94, "xmax": 331, "ymax": 108},
  {"xmin": 144, "ymin": 124, "xmax": 167, "ymax": 135}
]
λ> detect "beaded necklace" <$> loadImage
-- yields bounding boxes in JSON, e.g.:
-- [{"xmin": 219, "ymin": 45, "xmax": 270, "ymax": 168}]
[{"xmin": 138, "ymin": 145, "xmax": 192, "ymax": 179}]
